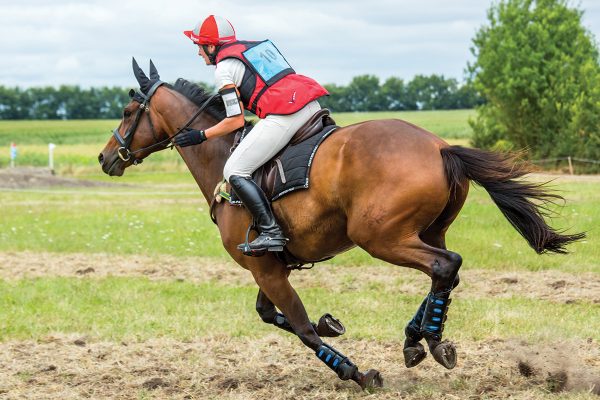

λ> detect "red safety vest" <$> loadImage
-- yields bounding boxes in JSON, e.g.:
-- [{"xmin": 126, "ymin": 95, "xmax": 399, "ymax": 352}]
[{"xmin": 216, "ymin": 40, "xmax": 328, "ymax": 118}]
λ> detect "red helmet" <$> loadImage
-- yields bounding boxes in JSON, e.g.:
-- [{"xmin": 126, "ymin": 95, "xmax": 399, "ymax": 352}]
[{"xmin": 183, "ymin": 15, "xmax": 236, "ymax": 46}]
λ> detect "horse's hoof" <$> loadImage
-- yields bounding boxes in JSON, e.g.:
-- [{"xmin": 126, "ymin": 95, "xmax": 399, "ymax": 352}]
[
  {"xmin": 403, "ymin": 342, "xmax": 427, "ymax": 368},
  {"xmin": 357, "ymin": 369, "xmax": 384, "ymax": 390},
  {"xmin": 316, "ymin": 313, "xmax": 346, "ymax": 337},
  {"xmin": 431, "ymin": 340, "xmax": 457, "ymax": 369}
]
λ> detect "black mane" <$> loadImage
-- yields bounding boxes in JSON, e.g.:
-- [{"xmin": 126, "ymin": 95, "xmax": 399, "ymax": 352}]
[{"xmin": 169, "ymin": 78, "xmax": 226, "ymax": 121}]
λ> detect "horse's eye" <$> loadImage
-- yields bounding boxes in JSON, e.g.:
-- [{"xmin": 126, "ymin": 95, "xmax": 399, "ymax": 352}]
[{"xmin": 123, "ymin": 110, "xmax": 131, "ymax": 118}]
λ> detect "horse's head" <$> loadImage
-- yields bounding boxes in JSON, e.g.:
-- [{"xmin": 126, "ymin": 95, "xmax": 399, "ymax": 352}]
[{"xmin": 99, "ymin": 58, "xmax": 171, "ymax": 176}]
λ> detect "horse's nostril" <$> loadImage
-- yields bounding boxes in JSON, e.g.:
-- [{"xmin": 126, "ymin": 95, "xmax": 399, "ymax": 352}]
[{"xmin": 98, "ymin": 153, "xmax": 104, "ymax": 164}]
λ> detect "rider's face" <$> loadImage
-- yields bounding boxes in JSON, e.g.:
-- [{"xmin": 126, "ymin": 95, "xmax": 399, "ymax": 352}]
[{"xmin": 198, "ymin": 44, "xmax": 216, "ymax": 65}]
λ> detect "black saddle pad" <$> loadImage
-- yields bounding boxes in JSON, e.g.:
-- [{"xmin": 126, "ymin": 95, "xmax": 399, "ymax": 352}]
[
  {"xmin": 270, "ymin": 125, "xmax": 338, "ymax": 201},
  {"xmin": 229, "ymin": 124, "xmax": 339, "ymax": 203}
]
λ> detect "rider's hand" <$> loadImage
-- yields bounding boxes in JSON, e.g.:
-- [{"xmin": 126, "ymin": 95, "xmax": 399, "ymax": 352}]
[{"xmin": 173, "ymin": 128, "xmax": 207, "ymax": 147}]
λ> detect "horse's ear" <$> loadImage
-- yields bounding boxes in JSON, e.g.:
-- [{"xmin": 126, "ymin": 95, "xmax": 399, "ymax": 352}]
[
  {"xmin": 149, "ymin": 59, "xmax": 160, "ymax": 81},
  {"xmin": 132, "ymin": 57, "xmax": 150, "ymax": 93},
  {"xmin": 128, "ymin": 89, "xmax": 135, "ymax": 98}
]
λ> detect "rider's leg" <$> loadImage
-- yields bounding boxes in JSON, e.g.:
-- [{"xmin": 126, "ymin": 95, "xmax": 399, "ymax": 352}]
[
  {"xmin": 229, "ymin": 174, "xmax": 288, "ymax": 253},
  {"xmin": 224, "ymin": 101, "xmax": 321, "ymax": 254}
]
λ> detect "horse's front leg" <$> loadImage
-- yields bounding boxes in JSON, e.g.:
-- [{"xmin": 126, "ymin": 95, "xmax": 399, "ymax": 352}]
[
  {"xmin": 255, "ymin": 289, "xmax": 346, "ymax": 337},
  {"xmin": 251, "ymin": 260, "xmax": 382, "ymax": 390}
]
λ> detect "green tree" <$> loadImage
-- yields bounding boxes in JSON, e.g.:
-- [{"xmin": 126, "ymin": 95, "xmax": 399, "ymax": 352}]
[
  {"xmin": 345, "ymin": 75, "xmax": 384, "ymax": 111},
  {"xmin": 469, "ymin": 0, "xmax": 600, "ymax": 163},
  {"xmin": 320, "ymin": 83, "xmax": 352, "ymax": 112},
  {"xmin": 381, "ymin": 77, "xmax": 416, "ymax": 110},
  {"xmin": 407, "ymin": 74, "xmax": 462, "ymax": 110}
]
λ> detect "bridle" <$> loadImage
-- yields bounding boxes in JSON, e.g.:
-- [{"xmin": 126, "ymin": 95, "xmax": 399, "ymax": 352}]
[{"xmin": 112, "ymin": 80, "xmax": 219, "ymax": 164}]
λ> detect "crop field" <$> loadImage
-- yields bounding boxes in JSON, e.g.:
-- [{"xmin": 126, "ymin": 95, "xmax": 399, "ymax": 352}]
[{"xmin": 0, "ymin": 111, "xmax": 598, "ymax": 399}]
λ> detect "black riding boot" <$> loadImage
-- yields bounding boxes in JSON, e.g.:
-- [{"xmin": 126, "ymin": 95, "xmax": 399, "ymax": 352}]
[{"xmin": 229, "ymin": 175, "xmax": 289, "ymax": 256}]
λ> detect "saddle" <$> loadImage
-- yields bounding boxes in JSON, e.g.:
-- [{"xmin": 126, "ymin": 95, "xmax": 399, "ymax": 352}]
[
  {"xmin": 211, "ymin": 109, "xmax": 339, "ymax": 269},
  {"xmin": 232, "ymin": 108, "xmax": 337, "ymax": 200}
]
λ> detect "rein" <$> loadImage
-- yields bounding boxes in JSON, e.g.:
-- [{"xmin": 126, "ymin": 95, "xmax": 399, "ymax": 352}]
[{"xmin": 112, "ymin": 81, "xmax": 219, "ymax": 164}]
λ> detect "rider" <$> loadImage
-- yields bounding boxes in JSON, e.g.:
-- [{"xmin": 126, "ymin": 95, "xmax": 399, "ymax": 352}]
[{"xmin": 177, "ymin": 15, "xmax": 329, "ymax": 256}]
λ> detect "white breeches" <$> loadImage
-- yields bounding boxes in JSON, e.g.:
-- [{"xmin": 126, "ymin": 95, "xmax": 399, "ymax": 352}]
[{"xmin": 223, "ymin": 100, "xmax": 321, "ymax": 180}]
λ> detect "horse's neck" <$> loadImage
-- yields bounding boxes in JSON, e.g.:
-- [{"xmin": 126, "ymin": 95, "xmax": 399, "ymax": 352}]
[
  {"xmin": 176, "ymin": 135, "xmax": 232, "ymax": 204},
  {"xmin": 156, "ymin": 89, "xmax": 234, "ymax": 204}
]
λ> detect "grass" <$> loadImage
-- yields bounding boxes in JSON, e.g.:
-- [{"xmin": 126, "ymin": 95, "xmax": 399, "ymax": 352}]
[
  {"xmin": 0, "ymin": 114, "xmax": 598, "ymax": 398},
  {"xmin": 0, "ymin": 119, "xmax": 117, "ymax": 146},
  {"xmin": 0, "ymin": 179, "xmax": 597, "ymax": 272},
  {"xmin": 335, "ymin": 109, "xmax": 475, "ymax": 138},
  {"xmin": 0, "ymin": 110, "xmax": 473, "ymax": 172},
  {"xmin": 0, "ymin": 276, "xmax": 596, "ymax": 342}
]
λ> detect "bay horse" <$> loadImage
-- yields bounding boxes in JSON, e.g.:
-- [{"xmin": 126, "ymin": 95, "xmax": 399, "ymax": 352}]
[{"xmin": 99, "ymin": 60, "xmax": 583, "ymax": 389}]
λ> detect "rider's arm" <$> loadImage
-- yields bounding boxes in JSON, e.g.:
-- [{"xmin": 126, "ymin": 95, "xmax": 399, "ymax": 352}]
[{"xmin": 204, "ymin": 84, "xmax": 245, "ymax": 139}]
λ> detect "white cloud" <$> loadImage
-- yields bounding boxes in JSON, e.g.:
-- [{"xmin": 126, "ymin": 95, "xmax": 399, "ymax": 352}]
[
  {"xmin": 0, "ymin": 0, "xmax": 598, "ymax": 88},
  {"xmin": 55, "ymin": 56, "xmax": 80, "ymax": 72}
]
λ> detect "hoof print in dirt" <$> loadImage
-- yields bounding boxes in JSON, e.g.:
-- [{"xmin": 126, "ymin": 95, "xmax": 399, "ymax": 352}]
[
  {"xmin": 76, "ymin": 267, "xmax": 95, "ymax": 275},
  {"xmin": 517, "ymin": 360, "xmax": 535, "ymax": 377},
  {"xmin": 546, "ymin": 371, "xmax": 568, "ymax": 393},
  {"xmin": 142, "ymin": 377, "xmax": 169, "ymax": 390}
]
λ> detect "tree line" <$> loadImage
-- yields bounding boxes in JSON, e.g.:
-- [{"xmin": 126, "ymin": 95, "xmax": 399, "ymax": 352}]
[
  {"xmin": 321, "ymin": 74, "xmax": 482, "ymax": 112},
  {"xmin": 0, "ymin": 86, "xmax": 129, "ymax": 120},
  {"xmin": 0, "ymin": 74, "xmax": 481, "ymax": 120}
]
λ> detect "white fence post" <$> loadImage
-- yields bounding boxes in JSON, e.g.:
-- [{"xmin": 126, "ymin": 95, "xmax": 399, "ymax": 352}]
[{"xmin": 49, "ymin": 143, "xmax": 56, "ymax": 172}]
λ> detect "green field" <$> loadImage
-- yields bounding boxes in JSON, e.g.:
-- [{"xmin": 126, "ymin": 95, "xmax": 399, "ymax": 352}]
[
  {"xmin": 0, "ymin": 178, "xmax": 597, "ymax": 341},
  {"xmin": 0, "ymin": 181, "xmax": 596, "ymax": 272},
  {"xmin": 0, "ymin": 110, "xmax": 473, "ymax": 174},
  {"xmin": 1, "ymin": 112, "xmax": 598, "ymax": 399}
]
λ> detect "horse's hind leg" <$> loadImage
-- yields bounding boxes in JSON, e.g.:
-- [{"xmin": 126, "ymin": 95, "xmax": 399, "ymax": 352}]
[
  {"xmin": 251, "ymin": 259, "xmax": 382, "ymax": 389},
  {"xmin": 403, "ymin": 221, "xmax": 462, "ymax": 368},
  {"xmin": 422, "ymin": 248, "xmax": 462, "ymax": 369},
  {"xmin": 255, "ymin": 289, "xmax": 346, "ymax": 337},
  {"xmin": 363, "ymin": 236, "xmax": 463, "ymax": 369}
]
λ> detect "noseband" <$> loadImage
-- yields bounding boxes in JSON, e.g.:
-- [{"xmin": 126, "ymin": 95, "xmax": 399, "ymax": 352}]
[{"xmin": 112, "ymin": 81, "xmax": 219, "ymax": 164}]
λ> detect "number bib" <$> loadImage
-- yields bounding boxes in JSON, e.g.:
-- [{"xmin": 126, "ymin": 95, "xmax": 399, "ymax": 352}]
[{"xmin": 242, "ymin": 40, "xmax": 295, "ymax": 85}]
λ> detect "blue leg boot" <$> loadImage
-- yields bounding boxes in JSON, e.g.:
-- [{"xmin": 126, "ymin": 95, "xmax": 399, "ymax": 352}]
[{"xmin": 420, "ymin": 291, "xmax": 457, "ymax": 369}]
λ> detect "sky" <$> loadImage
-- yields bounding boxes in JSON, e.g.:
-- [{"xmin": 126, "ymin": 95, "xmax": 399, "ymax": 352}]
[{"xmin": 1, "ymin": 0, "xmax": 599, "ymax": 88}]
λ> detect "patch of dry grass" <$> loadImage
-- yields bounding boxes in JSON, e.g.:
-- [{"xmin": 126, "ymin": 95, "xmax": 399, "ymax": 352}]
[
  {"xmin": 0, "ymin": 334, "xmax": 598, "ymax": 399},
  {"xmin": 2, "ymin": 251, "xmax": 599, "ymax": 304}
]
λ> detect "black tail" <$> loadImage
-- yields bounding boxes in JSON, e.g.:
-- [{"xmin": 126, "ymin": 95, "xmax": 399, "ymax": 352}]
[{"xmin": 440, "ymin": 146, "xmax": 585, "ymax": 254}]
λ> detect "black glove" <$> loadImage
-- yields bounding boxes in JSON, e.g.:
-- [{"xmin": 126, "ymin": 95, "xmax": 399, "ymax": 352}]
[{"xmin": 173, "ymin": 128, "xmax": 207, "ymax": 147}]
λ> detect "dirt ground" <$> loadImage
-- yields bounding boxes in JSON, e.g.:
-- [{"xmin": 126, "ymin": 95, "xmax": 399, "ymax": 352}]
[
  {"xmin": 2, "ymin": 251, "xmax": 599, "ymax": 304},
  {"xmin": 0, "ymin": 168, "xmax": 124, "ymax": 189},
  {"xmin": 1, "ymin": 252, "xmax": 599, "ymax": 399},
  {"xmin": 1, "ymin": 334, "xmax": 598, "ymax": 400}
]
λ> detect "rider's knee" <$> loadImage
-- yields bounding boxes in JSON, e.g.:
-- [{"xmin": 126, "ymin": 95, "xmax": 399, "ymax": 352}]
[{"xmin": 223, "ymin": 163, "xmax": 235, "ymax": 182}]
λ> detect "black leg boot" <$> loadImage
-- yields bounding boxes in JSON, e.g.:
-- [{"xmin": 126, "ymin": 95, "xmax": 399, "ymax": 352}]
[{"xmin": 229, "ymin": 175, "xmax": 289, "ymax": 256}]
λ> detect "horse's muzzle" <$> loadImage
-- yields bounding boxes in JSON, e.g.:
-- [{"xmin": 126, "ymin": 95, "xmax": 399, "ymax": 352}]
[{"xmin": 98, "ymin": 151, "xmax": 124, "ymax": 176}]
